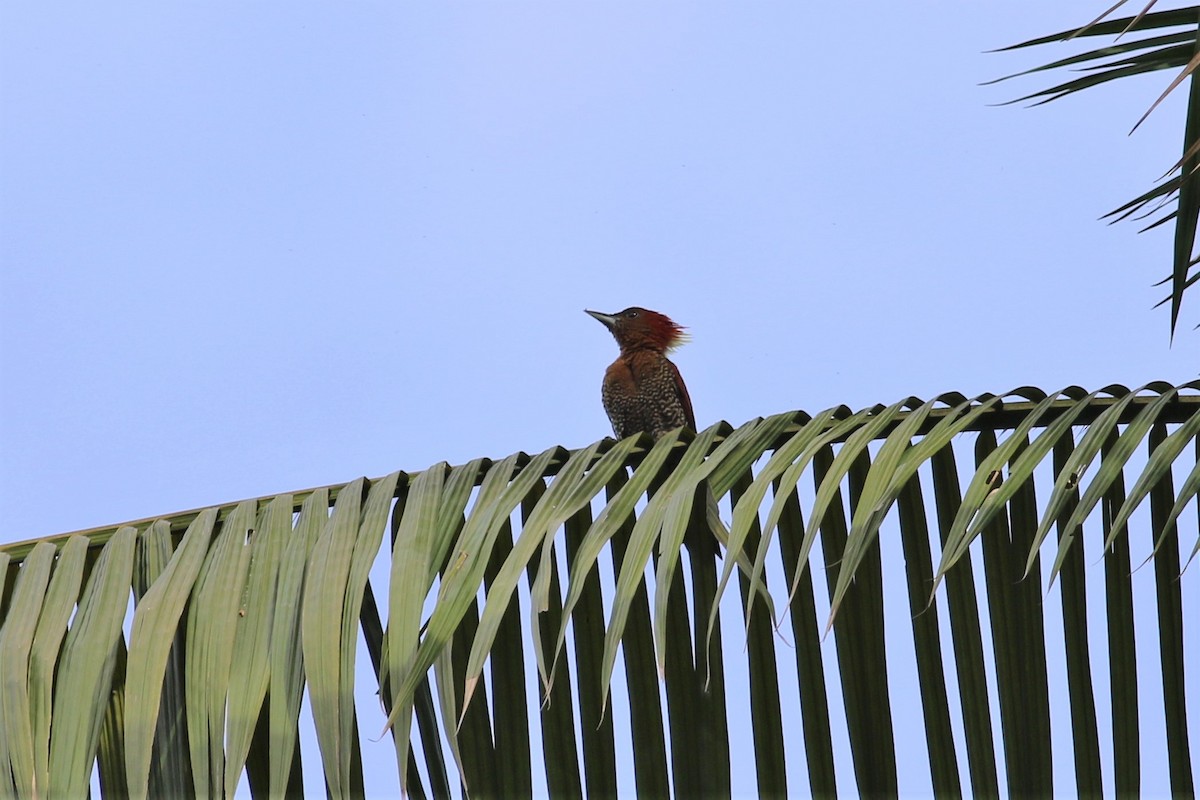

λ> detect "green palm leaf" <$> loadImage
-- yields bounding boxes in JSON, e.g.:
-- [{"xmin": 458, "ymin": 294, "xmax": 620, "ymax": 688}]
[
  {"xmin": 386, "ymin": 463, "xmax": 445, "ymax": 794},
  {"xmin": 268, "ymin": 489, "xmax": 326, "ymax": 796},
  {"xmin": 124, "ymin": 513, "xmax": 214, "ymax": 800},
  {"xmin": 1, "ymin": 541, "xmax": 57, "ymax": 798},
  {"xmin": 47, "ymin": 527, "xmax": 136, "ymax": 797}
]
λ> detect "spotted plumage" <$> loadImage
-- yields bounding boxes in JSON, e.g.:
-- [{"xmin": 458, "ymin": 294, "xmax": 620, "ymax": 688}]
[{"xmin": 585, "ymin": 307, "xmax": 695, "ymax": 440}]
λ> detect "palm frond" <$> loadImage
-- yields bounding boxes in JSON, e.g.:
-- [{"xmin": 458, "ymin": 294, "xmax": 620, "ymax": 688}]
[
  {"xmin": 997, "ymin": 6, "xmax": 1200, "ymax": 337},
  {"xmin": 1, "ymin": 383, "xmax": 1197, "ymax": 797}
]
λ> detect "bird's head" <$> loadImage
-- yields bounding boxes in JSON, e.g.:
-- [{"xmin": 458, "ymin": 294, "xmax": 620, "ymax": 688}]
[{"xmin": 585, "ymin": 307, "xmax": 690, "ymax": 353}]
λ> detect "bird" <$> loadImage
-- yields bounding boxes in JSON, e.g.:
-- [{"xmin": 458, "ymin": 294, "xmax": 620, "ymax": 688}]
[
  {"xmin": 586, "ymin": 307, "xmax": 721, "ymax": 556},
  {"xmin": 585, "ymin": 307, "xmax": 696, "ymax": 441}
]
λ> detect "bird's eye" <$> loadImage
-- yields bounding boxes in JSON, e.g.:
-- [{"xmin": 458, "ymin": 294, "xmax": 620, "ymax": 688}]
[{"xmin": 626, "ymin": 310, "xmax": 639, "ymax": 318}]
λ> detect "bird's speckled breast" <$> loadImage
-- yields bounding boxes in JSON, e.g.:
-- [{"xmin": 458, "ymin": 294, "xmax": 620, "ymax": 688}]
[{"xmin": 600, "ymin": 352, "xmax": 691, "ymax": 440}]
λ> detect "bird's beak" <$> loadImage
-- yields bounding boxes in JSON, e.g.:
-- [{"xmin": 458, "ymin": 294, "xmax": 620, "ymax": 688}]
[{"xmin": 585, "ymin": 309, "xmax": 618, "ymax": 330}]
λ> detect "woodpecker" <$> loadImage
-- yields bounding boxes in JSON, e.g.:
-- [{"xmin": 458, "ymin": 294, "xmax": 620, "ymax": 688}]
[
  {"xmin": 587, "ymin": 307, "xmax": 719, "ymax": 556},
  {"xmin": 585, "ymin": 307, "xmax": 696, "ymax": 440}
]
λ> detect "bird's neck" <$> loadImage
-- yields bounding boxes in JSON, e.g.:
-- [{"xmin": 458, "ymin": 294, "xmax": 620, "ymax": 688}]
[{"xmin": 619, "ymin": 344, "xmax": 668, "ymax": 358}]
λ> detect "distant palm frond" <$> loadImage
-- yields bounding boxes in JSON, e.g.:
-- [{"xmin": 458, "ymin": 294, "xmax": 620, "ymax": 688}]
[
  {"xmin": 993, "ymin": 4, "xmax": 1200, "ymax": 337},
  {"xmin": 0, "ymin": 382, "xmax": 1196, "ymax": 797}
]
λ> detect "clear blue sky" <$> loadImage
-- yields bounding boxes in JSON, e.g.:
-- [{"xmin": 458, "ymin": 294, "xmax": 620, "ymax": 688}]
[{"xmin": 2, "ymin": 2, "xmax": 1195, "ymax": 797}]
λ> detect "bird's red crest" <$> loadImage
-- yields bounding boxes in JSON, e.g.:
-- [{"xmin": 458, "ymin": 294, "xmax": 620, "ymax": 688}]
[{"xmin": 642, "ymin": 309, "xmax": 690, "ymax": 352}]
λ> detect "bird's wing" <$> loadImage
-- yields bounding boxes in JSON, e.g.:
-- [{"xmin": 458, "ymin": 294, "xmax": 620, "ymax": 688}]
[{"xmin": 669, "ymin": 360, "xmax": 697, "ymax": 431}]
